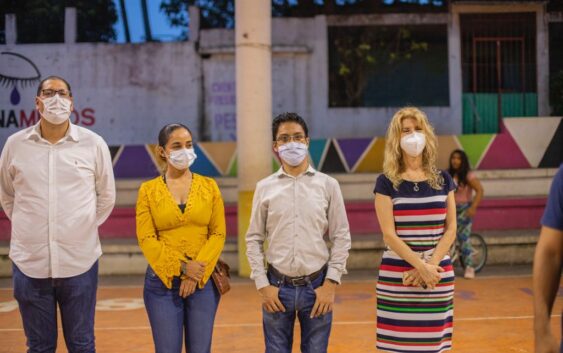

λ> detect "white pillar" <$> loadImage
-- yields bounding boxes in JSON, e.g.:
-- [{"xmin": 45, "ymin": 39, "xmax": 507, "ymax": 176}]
[
  {"xmin": 537, "ymin": 4, "xmax": 550, "ymax": 116},
  {"xmin": 310, "ymin": 15, "xmax": 328, "ymax": 137},
  {"xmin": 235, "ymin": 0, "xmax": 272, "ymax": 276},
  {"xmin": 5, "ymin": 14, "xmax": 17, "ymax": 45},
  {"xmin": 65, "ymin": 7, "xmax": 77, "ymax": 44},
  {"xmin": 448, "ymin": 10, "xmax": 463, "ymax": 133}
]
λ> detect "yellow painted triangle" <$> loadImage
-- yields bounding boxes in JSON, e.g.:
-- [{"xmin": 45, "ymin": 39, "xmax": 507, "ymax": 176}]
[
  {"xmin": 355, "ymin": 138, "xmax": 386, "ymax": 173},
  {"xmin": 436, "ymin": 136, "xmax": 462, "ymax": 170},
  {"xmin": 198, "ymin": 142, "xmax": 237, "ymax": 175},
  {"xmin": 146, "ymin": 144, "xmax": 167, "ymax": 173}
]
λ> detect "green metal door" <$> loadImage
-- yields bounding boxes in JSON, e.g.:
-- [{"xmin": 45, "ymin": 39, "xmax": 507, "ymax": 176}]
[{"xmin": 461, "ymin": 13, "xmax": 537, "ymax": 134}]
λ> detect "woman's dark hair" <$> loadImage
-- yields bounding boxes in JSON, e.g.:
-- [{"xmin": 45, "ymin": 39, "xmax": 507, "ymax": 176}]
[
  {"xmin": 157, "ymin": 123, "xmax": 192, "ymax": 161},
  {"xmin": 272, "ymin": 112, "xmax": 309, "ymax": 141},
  {"xmin": 448, "ymin": 149, "xmax": 471, "ymax": 186},
  {"xmin": 158, "ymin": 123, "xmax": 192, "ymax": 148}
]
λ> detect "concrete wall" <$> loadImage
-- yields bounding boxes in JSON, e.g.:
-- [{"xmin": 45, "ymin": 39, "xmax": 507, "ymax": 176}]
[
  {"xmin": 201, "ymin": 51, "xmax": 310, "ymax": 141},
  {"xmin": 0, "ymin": 13, "xmax": 460, "ymax": 148},
  {"xmin": 0, "ymin": 42, "xmax": 201, "ymax": 146},
  {"xmin": 198, "ymin": 15, "xmax": 457, "ymax": 139},
  {"xmin": 0, "ymin": 7, "xmax": 552, "ymax": 144}
]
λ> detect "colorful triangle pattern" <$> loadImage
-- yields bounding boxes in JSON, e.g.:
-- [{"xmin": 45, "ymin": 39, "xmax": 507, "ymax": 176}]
[
  {"xmin": 436, "ymin": 136, "xmax": 462, "ymax": 170},
  {"xmin": 228, "ymin": 155, "xmax": 238, "ymax": 177},
  {"xmin": 107, "ymin": 121, "xmax": 561, "ymax": 179},
  {"xmin": 146, "ymin": 144, "xmax": 166, "ymax": 173},
  {"xmin": 320, "ymin": 139, "xmax": 347, "ymax": 173},
  {"xmin": 108, "ymin": 146, "xmax": 122, "ymax": 165},
  {"xmin": 355, "ymin": 138, "xmax": 385, "ymax": 173},
  {"xmin": 198, "ymin": 142, "xmax": 237, "ymax": 175},
  {"xmin": 539, "ymin": 119, "xmax": 563, "ymax": 168},
  {"xmin": 309, "ymin": 139, "xmax": 329, "ymax": 169},
  {"xmin": 113, "ymin": 145, "xmax": 160, "ymax": 179},
  {"xmin": 337, "ymin": 138, "xmax": 373, "ymax": 172},
  {"xmin": 478, "ymin": 130, "xmax": 531, "ymax": 169},
  {"xmin": 504, "ymin": 117, "xmax": 562, "ymax": 168},
  {"xmin": 457, "ymin": 134, "xmax": 495, "ymax": 169},
  {"xmin": 191, "ymin": 144, "xmax": 220, "ymax": 177}
]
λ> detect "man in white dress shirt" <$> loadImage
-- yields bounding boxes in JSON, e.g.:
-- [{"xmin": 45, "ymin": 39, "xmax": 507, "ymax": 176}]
[
  {"xmin": 246, "ymin": 112, "xmax": 351, "ymax": 353},
  {"xmin": 0, "ymin": 76, "xmax": 115, "ymax": 353}
]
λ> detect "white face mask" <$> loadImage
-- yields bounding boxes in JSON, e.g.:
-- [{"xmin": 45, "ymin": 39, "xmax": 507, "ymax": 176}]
[
  {"xmin": 400, "ymin": 131, "xmax": 426, "ymax": 157},
  {"xmin": 278, "ymin": 142, "xmax": 308, "ymax": 167},
  {"xmin": 168, "ymin": 148, "xmax": 197, "ymax": 170},
  {"xmin": 39, "ymin": 94, "xmax": 72, "ymax": 125}
]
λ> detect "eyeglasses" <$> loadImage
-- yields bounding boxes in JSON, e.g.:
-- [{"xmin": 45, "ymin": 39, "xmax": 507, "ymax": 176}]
[
  {"xmin": 276, "ymin": 134, "xmax": 306, "ymax": 144},
  {"xmin": 40, "ymin": 89, "xmax": 71, "ymax": 98}
]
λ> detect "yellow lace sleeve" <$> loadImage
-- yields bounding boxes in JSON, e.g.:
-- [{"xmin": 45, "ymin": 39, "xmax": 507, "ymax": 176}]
[
  {"xmin": 195, "ymin": 179, "xmax": 227, "ymax": 288},
  {"xmin": 136, "ymin": 183, "xmax": 186, "ymax": 288}
]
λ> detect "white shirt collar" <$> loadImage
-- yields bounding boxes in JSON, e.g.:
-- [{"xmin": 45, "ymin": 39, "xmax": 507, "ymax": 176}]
[
  {"xmin": 276, "ymin": 164, "xmax": 316, "ymax": 178},
  {"xmin": 26, "ymin": 121, "xmax": 79, "ymax": 143}
]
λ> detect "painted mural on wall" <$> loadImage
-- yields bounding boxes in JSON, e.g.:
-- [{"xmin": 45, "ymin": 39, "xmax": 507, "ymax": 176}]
[
  {"xmin": 0, "ymin": 44, "xmax": 201, "ymax": 147},
  {"xmin": 108, "ymin": 117, "xmax": 563, "ymax": 179},
  {"xmin": 203, "ymin": 57, "xmax": 236, "ymax": 141},
  {"xmin": 0, "ymin": 52, "xmax": 96, "ymax": 131},
  {"xmin": 202, "ymin": 55, "xmax": 309, "ymax": 141}
]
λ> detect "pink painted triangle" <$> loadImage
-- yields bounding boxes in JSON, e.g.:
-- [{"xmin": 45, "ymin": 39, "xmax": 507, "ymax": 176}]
[{"xmin": 478, "ymin": 130, "xmax": 531, "ymax": 169}]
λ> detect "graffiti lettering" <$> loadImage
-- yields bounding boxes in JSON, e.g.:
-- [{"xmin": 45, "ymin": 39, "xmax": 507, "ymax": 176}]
[
  {"xmin": 214, "ymin": 113, "xmax": 236, "ymax": 130},
  {"xmin": 0, "ymin": 108, "xmax": 96, "ymax": 128},
  {"xmin": 208, "ymin": 81, "xmax": 236, "ymax": 141},
  {"xmin": 211, "ymin": 82, "xmax": 235, "ymax": 93}
]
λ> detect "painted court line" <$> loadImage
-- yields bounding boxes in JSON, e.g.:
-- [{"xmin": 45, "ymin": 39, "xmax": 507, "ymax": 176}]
[{"xmin": 0, "ymin": 315, "xmax": 559, "ymax": 332}]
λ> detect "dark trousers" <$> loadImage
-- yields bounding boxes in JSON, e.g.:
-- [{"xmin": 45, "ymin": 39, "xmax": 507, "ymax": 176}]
[
  {"xmin": 143, "ymin": 265, "xmax": 221, "ymax": 353},
  {"xmin": 262, "ymin": 268, "xmax": 332, "ymax": 353},
  {"xmin": 12, "ymin": 261, "xmax": 98, "ymax": 353}
]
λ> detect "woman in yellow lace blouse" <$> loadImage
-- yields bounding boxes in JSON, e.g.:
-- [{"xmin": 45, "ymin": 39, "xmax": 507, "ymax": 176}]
[{"xmin": 136, "ymin": 123, "xmax": 226, "ymax": 353}]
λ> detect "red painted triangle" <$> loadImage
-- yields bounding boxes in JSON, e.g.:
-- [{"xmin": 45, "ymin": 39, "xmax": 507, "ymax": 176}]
[{"xmin": 478, "ymin": 130, "xmax": 531, "ymax": 169}]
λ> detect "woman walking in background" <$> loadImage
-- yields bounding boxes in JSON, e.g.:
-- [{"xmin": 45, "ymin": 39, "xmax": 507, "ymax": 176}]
[
  {"xmin": 374, "ymin": 107, "xmax": 457, "ymax": 353},
  {"xmin": 136, "ymin": 123, "xmax": 226, "ymax": 353},
  {"xmin": 448, "ymin": 149, "xmax": 484, "ymax": 279}
]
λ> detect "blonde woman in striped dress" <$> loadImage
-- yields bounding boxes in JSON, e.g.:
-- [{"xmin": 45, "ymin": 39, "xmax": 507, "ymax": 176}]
[{"xmin": 373, "ymin": 107, "xmax": 457, "ymax": 353}]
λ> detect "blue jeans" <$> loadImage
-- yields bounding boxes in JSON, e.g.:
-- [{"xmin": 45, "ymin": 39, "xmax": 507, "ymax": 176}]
[
  {"xmin": 143, "ymin": 265, "xmax": 220, "ymax": 353},
  {"xmin": 12, "ymin": 261, "xmax": 98, "ymax": 353},
  {"xmin": 263, "ymin": 269, "xmax": 332, "ymax": 353}
]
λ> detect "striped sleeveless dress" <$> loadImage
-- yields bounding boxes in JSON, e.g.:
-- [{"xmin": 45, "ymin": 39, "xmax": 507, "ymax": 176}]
[{"xmin": 374, "ymin": 172, "xmax": 455, "ymax": 353}]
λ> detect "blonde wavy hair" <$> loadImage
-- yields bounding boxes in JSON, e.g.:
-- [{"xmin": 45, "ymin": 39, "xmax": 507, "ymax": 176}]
[{"xmin": 382, "ymin": 107, "xmax": 444, "ymax": 190}]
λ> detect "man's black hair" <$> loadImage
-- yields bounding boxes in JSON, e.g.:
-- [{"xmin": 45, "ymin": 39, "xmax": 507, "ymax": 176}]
[{"xmin": 272, "ymin": 112, "xmax": 309, "ymax": 141}]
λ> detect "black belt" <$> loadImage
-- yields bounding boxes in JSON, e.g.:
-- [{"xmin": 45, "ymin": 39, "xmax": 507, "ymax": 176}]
[{"xmin": 267, "ymin": 264, "xmax": 326, "ymax": 287}]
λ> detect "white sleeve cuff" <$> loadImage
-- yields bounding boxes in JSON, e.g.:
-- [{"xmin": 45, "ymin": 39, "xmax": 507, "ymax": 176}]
[
  {"xmin": 326, "ymin": 267, "xmax": 343, "ymax": 284},
  {"xmin": 254, "ymin": 274, "xmax": 270, "ymax": 290}
]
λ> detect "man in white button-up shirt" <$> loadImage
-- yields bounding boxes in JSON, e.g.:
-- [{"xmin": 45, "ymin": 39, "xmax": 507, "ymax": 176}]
[
  {"xmin": 246, "ymin": 112, "xmax": 351, "ymax": 353},
  {"xmin": 0, "ymin": 76, "xmax": 115, "ymax": 353}
]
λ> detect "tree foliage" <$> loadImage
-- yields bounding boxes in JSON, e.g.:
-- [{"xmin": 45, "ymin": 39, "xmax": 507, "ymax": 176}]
[
  {"xmin": 159, "ymin": 0, "xmax": 446, "ymax": 37},
  {"xmin": 160, "ymin": 0, "xmax": 235, "ymax": 36},
  {"xmin": 0, "ymin": 0, "xmax": 118, "ymax": 43},
  {"xmin": 330, "ymin": 26, "xmax": 428, "ymax": 106}
]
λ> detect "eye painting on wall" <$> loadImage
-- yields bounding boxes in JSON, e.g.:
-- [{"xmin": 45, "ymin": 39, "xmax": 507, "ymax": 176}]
[
  {"xmin": 0, "ymin": 51, "xmax": 41, "ymax": 106},
  {"xmin": 0, "ymin": 51, "xmax": 96, "ymax": 130}
]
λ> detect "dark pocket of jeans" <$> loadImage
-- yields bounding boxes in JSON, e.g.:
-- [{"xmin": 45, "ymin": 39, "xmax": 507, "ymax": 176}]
[
  {"xmin": 145, "ymin": 265, "xmax": 157, "ymax": 278},
  {"xmin": 311, "ymin": 272, "xmax": 326, "ymax": 289},
  {"xmin": 144, "ymin": 266, "xmax": 166, "ymax": 288}
]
